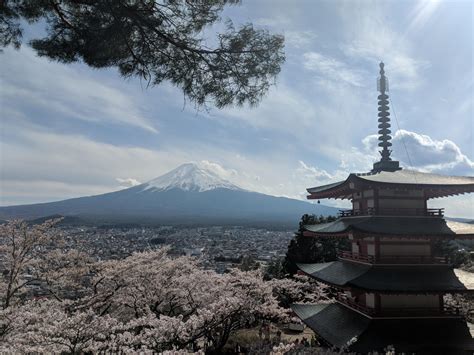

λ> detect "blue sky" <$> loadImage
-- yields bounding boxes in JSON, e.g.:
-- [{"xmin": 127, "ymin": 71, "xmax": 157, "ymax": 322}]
[{"xmin": 1, "ymin": 0, "xmax": 473, "ymax": 217}]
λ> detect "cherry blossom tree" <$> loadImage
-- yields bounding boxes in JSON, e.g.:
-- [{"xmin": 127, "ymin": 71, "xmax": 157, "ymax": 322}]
[
  {"xmin": 270, "ymin": 274, "xmax": 330, "ymax": 308},
  {"xmin": 0, "ymin": 220, "xmax": 329, "ymax": 353},
  {"xmin": 81, "ymin": 250, "xmax": 293, "ymax": 353},
  {"xmin": 1, "ymin": 299, "xmax": 120, "ymax": 353},
  {"xmin": 0, "ymin": 219, "xmax": 94, "ymax": 309}
]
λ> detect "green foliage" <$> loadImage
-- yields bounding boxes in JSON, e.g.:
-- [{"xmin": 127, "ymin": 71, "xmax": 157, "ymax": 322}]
[
  {"xmin": 283, "ymin": 214, "xmax": 349, "ymax": 275},
  {"xmin": 1, "ymin": 0, "xmax": 285, "ymax": 108},
  {"xmin": 433, "ymin": 239, "xmax": 471, "ymax": 268},
  {"xmin": 263, "ymin": 257, "xmax": 286, "ymax": 280}
]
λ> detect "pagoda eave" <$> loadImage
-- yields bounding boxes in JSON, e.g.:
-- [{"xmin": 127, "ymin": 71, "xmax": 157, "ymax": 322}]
[
  {"xmin": 295, "ymin": 63, "xmax": 474, "ymax": 353},
  {"xmin": 307, "ymin": 171, "xmax": 474, "ymax": 200},
  {"xmin": 296, "ymin": 261, "xmax": 473, "ymax": 293},
  {"xmin": 301, "ymin": 217, "xmax": 474, "ymax": 239},
  {"xmin": 302, "ymin": 230, "xmax": 349, "ymax": 238},
  {"xmin": 291, "ymin": 303, "xmax": 474, "ymax": 353},
  {"xmin": 303, "ymin": 229, "xmax": 474, "ymax": 240}
]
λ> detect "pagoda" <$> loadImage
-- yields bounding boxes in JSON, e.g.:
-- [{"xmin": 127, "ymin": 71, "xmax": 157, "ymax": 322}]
[{"xmin": 292, "ymin": 63, "xmax": 474, "ymax": 354}]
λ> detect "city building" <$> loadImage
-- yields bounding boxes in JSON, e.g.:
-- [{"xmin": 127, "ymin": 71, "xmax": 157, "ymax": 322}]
[{"xmin": 292, "ymin": 63, "xmax": 474, "ymax": 353}]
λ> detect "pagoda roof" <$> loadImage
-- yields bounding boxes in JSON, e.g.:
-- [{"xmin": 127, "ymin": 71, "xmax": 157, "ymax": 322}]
[
  {"xmin": 307, "ymin": 169, "xmax": 474, "ymax": 200},
  {"xmin": 296, "ymin": 261, "xmax": 473, "ymax": 292},
  {"xmin": 303, "ymin": 217, "xmax": 474, "ymax": 238},
  {"xmin": 292, "ymin": 303, "xmax": 474, "ymax": 352}
]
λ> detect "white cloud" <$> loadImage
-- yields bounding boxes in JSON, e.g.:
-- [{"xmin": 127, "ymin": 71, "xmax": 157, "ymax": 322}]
[
  {"xmin": 429, "ymin": 195, "xmax": 474, "ymax": 220},
  {"xmin": 0, "ymin": 124, "xmax": 312, "ymax": 205},
  {"xmin": 338, "ymin": 2, "xmax": 429, "ymax": 90},
  {"xmin": 0, "ymin": 180, "xmax": 112, "ymax": 205},
  {"xmin": 1, "ymin": 47, "xmax": 158, "ymax": 133},
  {"xmin": 456, "ymin": 95, "xmax": 473, "ymax": 115},
  {"xmin": 303, "ymin": 52, "xmax": 364, "ymax": 87},
  {"xmin": 297, "ymin": 161, "xmax": 333, "ymax": 180},
  {"xmin": 0, "ymin": 128, "xmax": 185, "ymax": 205},
  {"xmin": 199, "ymin": 160, "xmax": 238, "ymax": 180},
  {"xmin": 285, "ymin": 30, "xmax": 317, "ymax": 49},
  {"xmin": 217, "ymin": 84, "xmax": 316, "ymax": 135},
  {"xmin": 408, "ymin": 0, "xmax": 442, "ymax": 31},
  {"xmin": 116, "ymin": 178, "xmax": 142, "ymax": 188},
  {"xmin": 352, "ymin": 130, "xmax": 474, "ymax": 218},
  {"xmin": 216, "ymin": 79, "xmax": 367, "ymax": 159},
  {"xmin": 253, "ymin": 15, "xmax": 291, "ymax": 28},
  {"xmin": 363, "ymin": 130, "xmax": 474, "ymax": 175},
  {"xmin": 298, "ymin": 130, "xmax": 474, "ymax": 215},
  {"xmin": 1, "ymin": 123, "xmax": 471, "ymax": 217},
  {"xmin": 338, "ymin": 146, "xmax": 377, "ymax": 173}
]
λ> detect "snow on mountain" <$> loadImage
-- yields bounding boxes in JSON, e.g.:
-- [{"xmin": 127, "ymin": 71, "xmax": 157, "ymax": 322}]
[
  {"xmin": 142, "ymin": 163, "xmax": 242, "ymax": 192},
  {"xmin": 0, "ymin": 162, "xmax": 340, "ymax": 223}
]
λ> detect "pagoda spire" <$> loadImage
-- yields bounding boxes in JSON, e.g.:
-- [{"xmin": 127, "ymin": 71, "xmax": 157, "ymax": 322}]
[
  {"xmin": 372, "ymin": 62, "xmax": 401, "ymax": 173},
  {"xmin": 377, "ymin": 62, "xmax": 392, "ymax": 161}
]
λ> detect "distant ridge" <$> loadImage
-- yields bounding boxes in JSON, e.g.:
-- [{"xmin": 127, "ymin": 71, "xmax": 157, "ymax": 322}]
[{"xmin": 0, "ymin": 163, "xmax": 339, "ymax": 226}]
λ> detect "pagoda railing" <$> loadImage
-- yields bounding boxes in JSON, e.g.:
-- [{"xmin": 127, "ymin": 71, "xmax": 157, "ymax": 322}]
[
  {"xmin": 376, "ymin": 306, "xmax": 461, "ymax": 318},
  {"xmin": 336, "ymin": 294, "xmax": 375, "ymax": 316},
  {"xmin": 336, "ymin": 295, "xmax": 461, "ymax": 318},
  {"xmin": 338, "ymin": 250, "xmax": 449, "ymax": 265},
  {"xmin": 338, "ymin": 250, "xmax": 375, "ymax": 263},
  {"xmin": 339, "ymin": 207, "xmax": 444, "ymax": 217}
]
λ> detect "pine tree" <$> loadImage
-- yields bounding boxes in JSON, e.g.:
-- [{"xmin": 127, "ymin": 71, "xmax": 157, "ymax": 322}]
[
  {"xmin": 1, "ymin": 1, "xmax": 285, "ymax": 109},
  {"xmin": 283, "ymin": 214, "xmax": 349, "ymax": 275}
]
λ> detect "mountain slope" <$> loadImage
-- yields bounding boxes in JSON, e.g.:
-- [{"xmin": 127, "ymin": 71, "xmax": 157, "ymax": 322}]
[
  {"xmin": 143, "ymin": 163, "xmax": 241, "ymax": 192},
  {"xmin": 0, "ymin": 163, "xmax": 339, "ymax": 225}
]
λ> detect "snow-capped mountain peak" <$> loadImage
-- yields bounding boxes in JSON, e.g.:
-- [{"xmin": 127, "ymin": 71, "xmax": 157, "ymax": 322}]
[{"xmin": 142, "ymin": 163, "xmax": 241, "ymax": 192}]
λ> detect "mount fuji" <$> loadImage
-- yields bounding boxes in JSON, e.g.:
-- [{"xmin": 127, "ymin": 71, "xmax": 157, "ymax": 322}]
[
  {"xmin": 0, "ymin": 163, "xmax": 338, "ymax": 226},
  {"xmin": 143, "ymin": 163, "xmax": 242, "ymax": 193}
]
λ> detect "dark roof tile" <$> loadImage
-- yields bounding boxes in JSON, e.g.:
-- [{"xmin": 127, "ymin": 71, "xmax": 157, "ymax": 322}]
[
  {"xmin": 303, "ymin": 216, "xmax": 474, "ymax": 236},
  {"xmin": 307, "ymin": 170, "xmax": 474, "ymax": 199},
  {"xmin": 298, "ymin": 261, "xmax": 472, "ymax": 292},
  {"xmin": 292, "ymin": 303, "xmax": 474, "ymax": 352}
]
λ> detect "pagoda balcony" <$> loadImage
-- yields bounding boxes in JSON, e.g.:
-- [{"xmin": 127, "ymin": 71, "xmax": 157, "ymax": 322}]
[
  {"xmin": 376, "ymin": 306, "xmax": 462, "ymax": 318},
  {"xmin": 336, "ymin": 295, "xmax": 461, "ymax": 318},
  {"xmin": 336, "ymin": 294, "xmax": 376, "ymax": 316},
  {"xmin": 338, "ymin": 207, "xmax": 444, "ymax": 218},
  {"xmin": 337, "ymin": 250, "xmax": 449, "ymax": 265}
]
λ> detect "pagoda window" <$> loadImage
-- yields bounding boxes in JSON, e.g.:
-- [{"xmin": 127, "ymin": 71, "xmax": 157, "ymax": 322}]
[
  {"xmin": 380, "ymin": 237, "xmax": 429, "ymax": 242},
  {"xmin": 352, "ymin": 241, "xmax": 360, "ymax": 254},
  {"xmin": 367, "ymin": 244, "xmax": 376, "ymax": 256},
  {"xmin": 376, "ymin": 198, "xmax": 426, "ymax": 216},
  {"xmin": 355, "ymin": 292, "xmax": 366, "ymax": 304},
  {"xmin": 367, "ymin": 199, "xmax": 375, "ymax": 208},
  {"xmin": 351, "ymin": 198, "xmax": 370, "ymax": 212},
  {"xmin": 378, "ymin": 189, "xmax": 424, "ymax": 197},
  {"xmin": 365, "ymin": 293, "xmax": 376, "ymax": 308},
  {"xmin": 379, "ymin": 243, "xmax": 431, "ymax": 257},
  {"xmin": 363, "ymin": 190, "xmax": 374, "ymax": 197},
  {"xmin": 352, "ymin": 200, "xmax": 360, "ymax": 210},
  {"xmin": 380, "ymin": 294, "xmax": 440, "ymax": 309}
]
